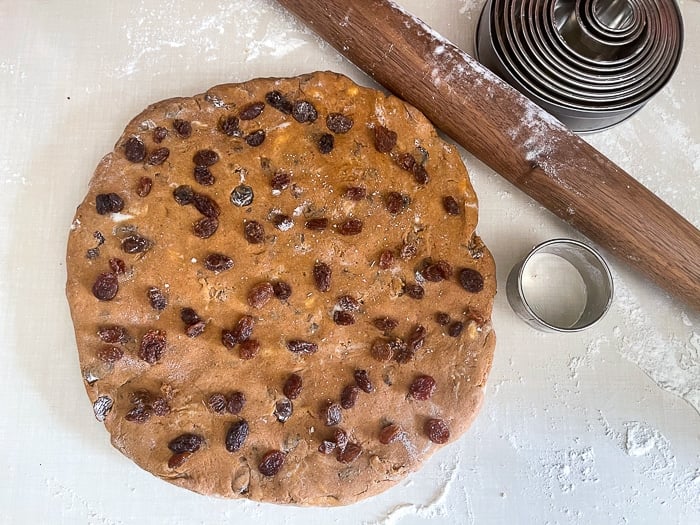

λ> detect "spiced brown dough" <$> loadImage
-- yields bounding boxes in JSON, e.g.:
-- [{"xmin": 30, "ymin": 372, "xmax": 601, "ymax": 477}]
[{"xmin": 66, "ymin": 72, "xmax": 496, "ymax": 505}]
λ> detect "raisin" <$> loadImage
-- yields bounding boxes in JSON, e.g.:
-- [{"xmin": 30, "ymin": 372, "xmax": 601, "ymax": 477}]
[
  {"xmin": 231, "ymin": 315, "xmax": 255, "ymax": 343},
  {"xmin": 318, "ymin": 440, "xmax": 336, "ymax": 454},
  {"xmin": 336, "ymin": 296, "xmax": 358, "ymax": 312},
  {"xmin": 334, "ymin": 428, "xmax": 348, "ymax": 451},
  {"xmin": 193, "ymin": 216, "xmax": 219, "ymax": 238},
  {"xmin": 378, "ymin": 250, "xmax": 395, "ymax": 269},
  {"xmin": 374, "ymin": 125, "xmax": 397, "ymax": 153},
  {"xmin": 226, "ymin": 419, "xmax": 249, "ymax": 452},
  {"xmin": 336, "ymin": 218, "xmax": 363, "ymax": 235},
  {"xmin": 304, "ymin": 217, "xmax": 329, "ymax": 231},
  {"xmin": 286, "ymin": 340, "xmax": 318, "ymax": 354},
  {"xmin": 313, "ymin": 261, "xmax": 332, "ymax": 292},
  {"xmin": 409, "ymin": 375, "xmax": 436, "ymax": 400},
  {"xmin": 337, "ymin": 442, "xmax": 362, "ymax": 463},
  {"xmin": 258, "ymin": 450, "xmax": 285, "ymax": 477},
  {"xmin": 192, "ymin": 193, "xmax": 220, "ymax": 218},
  {"xmin": 98, "ymin": 325, "xmax": 129, "ymax": 344},
  {"xmin": 139, "ymin": 329, "xmax": 166, "ymax": 364},
  {"xmin": 326, "ymin": 113, "xmax": 353, "ymax": 134},
  {"xmin": 131, "ymin": 390, "xmax": 153, "ymax": 407},
  {"xmin": 124, "ymin": 136, "xmax": 146, "ymax": 162},
  {"xmin": 343, "ymin": 186, "xmax": 366, "ymax": 201},
  {"xmin": 168, "ymin": 452, "xmax": 193, "ymax": 469},
  {"xmin": 227, "ymin": 391, "xmax": 246, "ymax": 414},
  {"xmin": 379, "ymin": 424, "xmax": 402, "ymax": 444},
  {"xmin": 86, "ymin": 248, "xmax": 100, "ymax": 260},
  {"xmin": 121, "ymin": 234, "xmax": 150, "ymax": 254},
  {"xmin": 248, "ymin": 282, "xmax": 274, "ymax": 309},
  {"xmin": 97, "ymin": 345, "xmax": 123, "ymax": 363},
  {"xmin": 274, "ymin": 398, "xmax": 293, "ymax": 422},
  {"xmin": 435, "ymin": 312, "xmax": 451, "ymax": 326},
  {"xmin": 147, "ymin": 147, "xmax": 170, "ymax": 166},
  {"xmin": 404, "ymin": 283, "xmax": 424, "ymax": 299},
  {"xmin": 95, "ymin": 193, "xmax": 124, "ymax": 215},
  {"xmin": 239, "ymin": 339, "xmax": 261, "ymax": 360},
  {"xmin": 270, "ymin": 171, "xmax": 291, "ymax": 191},
  {"xmin": 152, "ymin": 397, "xmax": 171, "ymax": 416},
  {"xmin": 173, "ymin": 119, "xmax": 192, "ymax": 138},
  {"xmin": 413, "ymin": 163, "xmax": 429, "ymax": 185},
  {"xmin": 340, "ymin": 385, "xmax": 360, "ymax": 409},
  {"xmin": 136, "ymin": 176, "xmax": 153, "ymax": 197},
  {"xmin": 425, "ymin": 418, "xmax": 450, "ymax": 444},
  {"xmin": 239, "ymin": 101, "xmax": 265, "ymax": 120},
  {"xmin": 397, "ymin": 152, "xmax": 416, "ymax": 171},
  {"xmin": 424, "ymin": 260, "xmax": 453, "ymax": 282},
  {"xmin": 125, "ymin": 405, "xmax": 151, "ymax": 423},
  {"xmin": 459, "ymin": 268, "xmax": 485, "ymax": 293},
  {"xmin": 245, "ymin": 130, "xmax": 266, "ymax": 147},
  {"xmin": 266, "ymin": 91, "xmax": 294, "ymax": 114},
  {"xmin": 272, "ymin": 213, "xmax": 294, "ymax": 231},
  {"xmin": 442, "ymin": 195, "xmax": 461, "ymax": 215},
  {"xmin": 407, "ymin": 325, "xmax": 427, "ymax": 353},
  {"xmin": 204, "ymin": 253, "xmax": 234, "ymax": 273},
  {"xmin": 193, "ymin": 149, "xmax": 219, "ymax": 166},
  {"xmin": 153, "ymin": 126, "xmax": 168, "ymax": 143},
  {"xmin": 272, "ymin": 280, "xmax": 292, "ymax": 300},
  {"xmin": 323, "ymin": 402, "xmax": 342, "ymax": 426},
  {"xmin": 400, "ymin": 243, "xmax": 417, "ymax": 260},
  {"xmin": 219, "ymin": 115, "xmax": 241, "ymax": 136},
  {"xmin": 230, "ymin": 184, "xmax": 254, "ymax": 207},
  {"xmin": 147, "ymin": 286, "xmax": 167, "ymax": 311},
  {"xmin": 221, "ymin": 330, "xmax": 238, "ymax": 350},
  {"xmin": 372, "ymin": 317, "xmax": 398, "ymax": 332},
  {"xmin": 384, "ymin": 191, "xmax": 405, "ymax": 215},
  {"xmin": 283, "ymin": 373, "xmax": 303, "ymax": 399},
  {"xmin": 292, "ymin": 100, "xmax": 318, "ymax": 123},
  {"xmin": 93, "ymin": 395, "xmax": 113, "ymax": 422},
  {"xmin": 448, "ymin": 321, "xmax": 465, "ymax": 337},
  {"xmin": 370, "ymin": 338, "xmax": 395, "ymax": 362},
  {"xmin": 180, "ymin": 307, "xmax": 202, "ymax": 326},
  {"xmin": 333, "ymin": 311, "xmax": 355, "ymax": 326},
  {"xmin": 92, "ymin": 272, "xmax": 118, "ymax": 301},
  {"xmin": 168, "ymin": 433, "xmax": 204, "ymax": 454},
  {"xmin": 208, "ymin": 393, "xmax": 227, "ymax": 413},
  {"xmin": 194, "ymin": 165, "xmax": 215, "ymax": 186},
  {"xmin": 173, "ymin": 185, "xmax": 194, "ymax": 205},
  {"xmin": 317, "ymin": 133, "xmax": 334, "ymax": 154},
  {"xmin": 354, "ymin": 369, "xmax": 375, "ymax": 393},
  {"xmin": 109, "ymin": 258, "xmax": 126, "ymax": 274},
  {"xmin": 185, "ymin": 321, "xmax": 206, "ymax": 338}
]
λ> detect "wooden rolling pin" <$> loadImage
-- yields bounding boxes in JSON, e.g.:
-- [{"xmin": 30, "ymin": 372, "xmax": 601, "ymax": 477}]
[{"xmin": 277, "ymin": 0, "xmax": 700, "ymax": 311}]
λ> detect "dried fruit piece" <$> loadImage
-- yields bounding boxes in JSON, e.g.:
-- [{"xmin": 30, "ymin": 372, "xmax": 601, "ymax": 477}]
[
  {"xmin": 333, "ymin": 428, "xmax": 348, "ymax": 451},
  {"xmin": 270, "ymin": 171, "xmax": 291, "ymax": 191},
  {"xmin": 92, "ymin": 272, "xmax": 118, "ymax": 301},
  {"xmin": 378, "ymin": 250, "xmax": 395, "ymax": 270},
  {"xmin": 108, "ymin": 258, "xmax": 126, "ymax": 274},
  {"xmin": 136, "ymin": 176, "xmax": 153, "ymax": 197},
  {"xmin": 274, "ymin": 398, "xmax": 293, "ymax": 422},
  {"xmin": 326, "ymin": 113, "xmax": 353, "ymax": 134},
  {"xmin": 98, "ymin": 325, "xmax": 128, "ymax": 344},
  {"xmin": 305, "ymin": 218, "xmax": 329, "ymax": 231},
  {"xmin": 185, "ymin": 321, "xmax": 206, "ymax": 338},
  {"xmin": 248, "ymin": 282, "xmax": 274, "ymax": 309},
  {"xmin": 409, "ymin": 374, "xmax": 436, "ymax": 400},
  {"xmin": 272, "ymin": 281, "xmax": 292, "ymax": 300},
  {"xmin": 407, "ymin": 325, "xmax": 427, "ymax": 353},
  {"xmin": 173, "ymin": 184, "xmax": 194, "ymax": 205},
  {"xmin": 173, "ymin": 119, "xmax": 192, "ymax": 138},
  {"xmin": 459, "ymin": 268, "xmax": 485, "ymax": 293},
  {"xmin": 412, "ymin": 163, "xmax": 429, "ymax": 185},
  {"xmin": 245, "ymin": 130, "xmax": 266, "ymax": 147},
  {"xmin": 435, "ymin": 312, "xmax": 451, "ymax": 326},
  {"xmin": 343, "ymin": 186, "xmax": 366, "ymax": 201},
  {"xmin": 374, "ymin": 125, "xmax": 397, "ymax": 153},
  {"xmin": 258, "ymin": 450, "xmax": 285, "ymax": 476},
  {"xmin": 442, "ymin": 195, "xmax": 461, "ymax": 215},
  {"xmin": 283, "ymin": 373, "xmax": 303, "ymax": 399},
  {"xmin": 124, "ymin": 136, "xmax": 146, "ymax": 162},
  {"xmin": 208, "ymin": 393, "xmax": 227, "ymax": 414},
  {"xmin": 231, "ymin": 184, "xmax": 255, "ymax": 207},
  {"xmin": 379, "ymin": 423, "xmax": 402, "ymax": 444},
  {"xmin": 243, "ymin": 220, "xmax": 265, "ymax": 244},
  {"xmin": 272, "ymin": 213, "xmax": 294, "ymax": 231},
  {"xmin": 95, "ymin": 193, "xmax": 124, "ymax": 215},
  {"xmin": 193, "ymin": 149, "xmax": 219, "ymax": 166},
  {"xmin": 286, "ymin": 340, "xmax": 318, "ymax": 354},
  {"xmin": 323, "ymin": 402, "xmax": 342, "ymax": 426},
  {"xmin": 370, "ymin": 338, "xmax": 396, "ymax": 362},
  {"xmin": 194, "ymin": 165, "xmax": 215, "ymax": 186},
  {"xmin": 193, "ymin": 216, "xmax": 219, "ymax": 238},
  {"xmin": 152, "ymin": 397, "xmax": 171, "ymax": 416},
  {"xmin": 313, "ymin": 261, "xmax": 332, "ymax": 292},
  {"xmin": 153, "ymin": 126, "xmax": 168, "ymax": 143},
  {"xmin": 384, "ymin": 191, "xmax": 406, "ymax": 215},
  {"xmin": 93, "ymin": 396, "xmax": 113, "ymax": 422},
  {"xmin": 204, "ymin": 253, "xmax": 234, "ymax": 273},
  {"xmin": 397, "ymin": 152, "xmax": 416, "ymax": 171},
  {"xmin": 219, "ymin": 115, "xmax": 241, "ymax": 136},
  {"xmin": 333, "ymin": 310, "xmax": 355, "ymax": 326},
  {"xmin": 292, "ymin": 100, "xmax": 318, "ymax": 123},
  {"xmin": 336, "ymin": 218, "xmax": 363, "ymax": 235},
  {"xmin": 180, "ymin": 307, "xmax": 201, "ymax": 326},
  {"xmin": 121, "ymin": 234, "xmax": 150, "ymax": 254},
  {"xmin": 340, "ymin": 385, "xmax": 360, "ymax": 409},
  {"xmin": 337, "ymin": 442, "xmax": 362, "ymax": 463},
  {"xmin": 318, "ymin": 441, "xmax": 336, "ymax": 454},
  {"xmin": 372, "ymin": 317, "xmax": 398, "ymax": 332},
  {"xmin": 239, "ymin": 101, "xmax": 265, "ymax": 120},
  {"xmin": 147, "ymin": 286, "xmax": 167, "ymax": 311},
  {"xmin": 423, "ymin": 260, "xmax": 453, "ymax": 282},
  {"xmin": 239, "ymin": 339, "xmax": 261, "ymax": 360},
  {"xmin": 139, "ymin": 329, "xmax": 167, "ymax": 364},
  {"xmin": 226, "ymin": 419, "xmax": 249, "ymax": 452},
  {"xmin": 226, "ymin": 391, "xmax": 246, "ymax": 414},
  {"xmin": 399, "ymin": 243, "xmax": 417, "ymax": 260},
  {"xmin": 425, "ymin": 418, "xmax": 450, "ymax": 444},
  {"xmin": 354, "ymin": 369, "xmax": 375, "ymax": 393},
  {"xmin": 168, "ymin": 433, "xmax": 204, "ymax": 454},
  {"xmin": 336, "ymin": 295, "xmax": 360, "ymax": 311},
  {"xmin": 404, "ymin": 283, "xmax": 424, "ymax": 300},
  {"xmin": 168, "ymin": 452, "xmax": 193, "ymax": 469},
  {"xmin": 192, "ymin": 193, "xmax": 221, "ymax": 218},
  {"xmin": 317, "ymin": 133, "xmax": 334, "ymax": 154},
  {"xmin": 265, "ymin": 91, "xmax": 293, "ymax": 114},
  {"xmin": 233, "ymin": 315, "xmax": 256, "ymax": 343},
  {"xmin": 125, "ymin": 405, "xmax": 151, "ymax": 423},
  {"xmin": 147, "ymin": 147, "xmax": 170, "ymax": 165},
  {"xmin": 448, "ymin": 321, "xmax": 464, "ymax": 337}
]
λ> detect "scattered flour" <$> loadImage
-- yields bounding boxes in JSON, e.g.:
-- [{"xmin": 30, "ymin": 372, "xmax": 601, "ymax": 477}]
[{"xmin": 542, "ymin": 447, "xmax": 599, "ymax": 495}]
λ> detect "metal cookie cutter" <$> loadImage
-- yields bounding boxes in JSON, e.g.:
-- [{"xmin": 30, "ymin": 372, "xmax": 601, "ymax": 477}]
[
  {"xmin": 507, "ymin": 239, "xmax": 614, "ymax": 332},
  {"xmin": 475, "ymin": 0, "xmax": 684, "ymax": 132}
]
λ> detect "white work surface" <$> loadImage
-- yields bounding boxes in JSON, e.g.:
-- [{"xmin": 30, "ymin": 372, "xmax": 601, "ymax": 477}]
[{"xmin": 1, "ymin": 1, "xmax": 698, "ymax": 523}]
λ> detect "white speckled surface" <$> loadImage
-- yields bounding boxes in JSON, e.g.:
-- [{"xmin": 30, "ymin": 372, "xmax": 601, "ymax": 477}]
[{"xmin": 0, "ymin": 1, "xmax": 698, "ymax": 523}]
